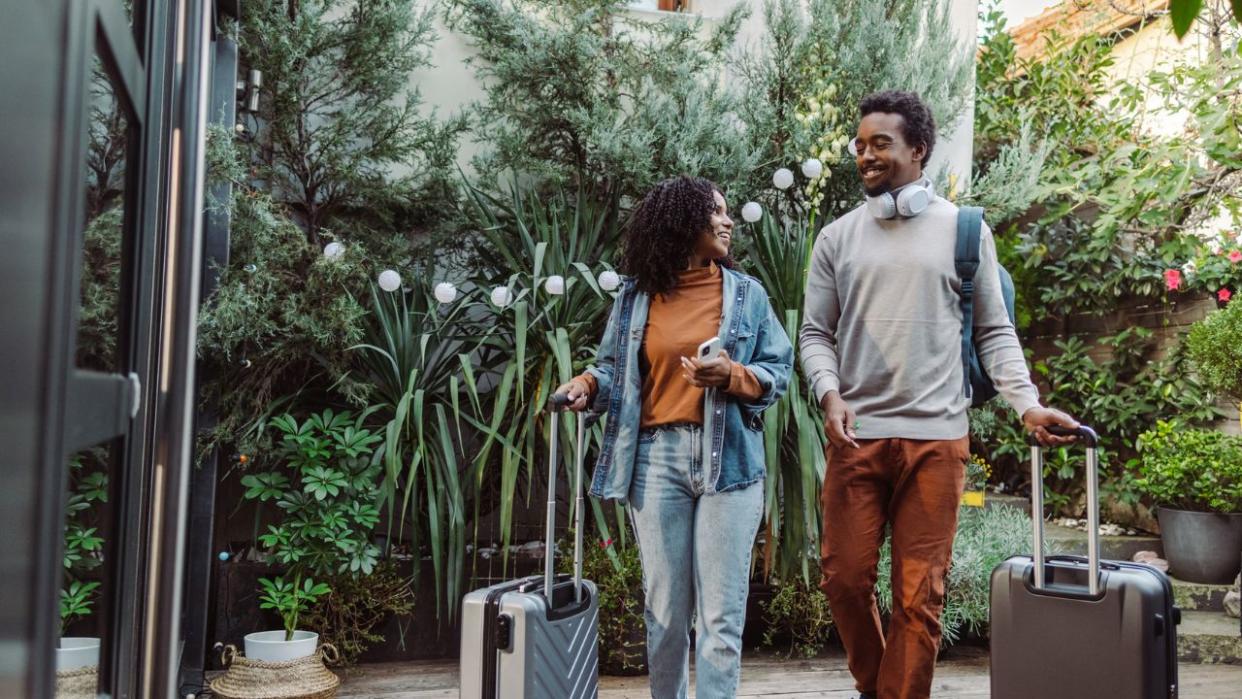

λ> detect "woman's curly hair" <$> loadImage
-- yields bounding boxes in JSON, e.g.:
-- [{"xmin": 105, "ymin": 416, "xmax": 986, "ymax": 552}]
[{"xmin": 619, "ymin": 176, "xmax": 733, "ymax": 295}]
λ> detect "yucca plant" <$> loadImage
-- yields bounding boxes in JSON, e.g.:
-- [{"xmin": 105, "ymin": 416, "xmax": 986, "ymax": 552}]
[
  {"xmin": 352, "ymin": 281, "xmax": 488, "ymax": 622},
  {"xmin": 738, "ymin": 205, "xmax": 827, "ymax": 584},
  {"xmin": 462, "ymin": 184, "xmax": 632, "ymax": 572}
]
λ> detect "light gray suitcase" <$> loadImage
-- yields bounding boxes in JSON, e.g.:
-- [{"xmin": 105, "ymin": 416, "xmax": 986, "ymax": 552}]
[{"xmin": 460, "ymin": 395, "xmax": 599, "ymax": 698}]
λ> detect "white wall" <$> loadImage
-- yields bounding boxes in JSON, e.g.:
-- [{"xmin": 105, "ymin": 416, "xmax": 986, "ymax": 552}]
[
  {"xmin": 938, "ymin": 0, "xmax": 979, "ymax": 193},
  {"xmin": 409, "ymin": 11, "xmax": 489, "ymax": 175},
  {"xmin": 1105, "ymin": 15, "xmax": 1213, "ymax": 140}
]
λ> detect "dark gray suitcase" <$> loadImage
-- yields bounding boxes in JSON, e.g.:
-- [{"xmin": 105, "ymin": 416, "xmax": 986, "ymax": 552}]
[
  {"xmin": 990, "ymin": 425, "xmax": 1180, "ymax": 699},
  {"xmin": 459, "ymin": 395, "xmax": 599, "ymax": 698}
]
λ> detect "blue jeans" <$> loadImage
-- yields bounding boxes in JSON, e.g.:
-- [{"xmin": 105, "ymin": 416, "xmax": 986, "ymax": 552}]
[{"xmin": 628, "ymin": 424, "xmax": 765, "ymax": 699}]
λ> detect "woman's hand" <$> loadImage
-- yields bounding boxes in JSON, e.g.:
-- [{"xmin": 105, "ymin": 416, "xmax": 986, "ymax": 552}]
[
  {"xmin": 554, "ymin": 379, "xmax": 592, "ymax": 412},
  {"xmin": 681, "ymin": 350, "xmax": 734, "ymax": 389}
]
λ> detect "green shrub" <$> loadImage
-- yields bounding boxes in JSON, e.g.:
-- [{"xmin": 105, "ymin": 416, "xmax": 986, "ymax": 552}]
[
  {"xmin": 876, "ymin": 505, "xmax": 1034, "ymax": 646},
  {"xmin": 444, "ymin": 0, "xmax": 753, "ymax": 199},
  {"xmin": 300, "ymin": 560, "xmax": 417, "ymax": 665},
  {"xmin": 737, "ymin": 204, "xmax": 827, "ymax": 584},
  {"xmin": 1186, "ymin": 301, "xmax": 1242, "ymax": 404},
  {"xmin": 1135, "ymin": 420, "xmax": 1242, "ymax": 514},
  {"xmin": 559, "ymin": 537, "xmax": 646, "ymax": 676},
  {"xmin": 969, "ymin": 330, "xmax": 1222, "ymax": 515},
  {"xmin": 243, "ymin": 409, "xmax": 385, "ymax": 576},
  {"xmin": 61, "ymin": 450, "xmax": 109, "ymax": 635},
  {"xmin": 736, "ymin": 0, "xmax": 973, "ymax": 220},
  {"xmin": 761, "ymin": 575, "xmax": 834, "ymax": 659},
  {"xmin": 241, "ymin": 0, "xmax": 465, "ymax": 243}
]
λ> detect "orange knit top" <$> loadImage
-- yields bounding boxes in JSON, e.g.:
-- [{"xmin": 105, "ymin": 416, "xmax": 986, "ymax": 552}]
[{"xmin": 576, "ymin": 262, "xmax": 763, "ymax": 427}]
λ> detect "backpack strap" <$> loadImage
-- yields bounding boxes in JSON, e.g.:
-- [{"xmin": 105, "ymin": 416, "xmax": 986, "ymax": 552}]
[{"xmin": 955, "ymin": 206, "xmax": 985, "ymax": 400}]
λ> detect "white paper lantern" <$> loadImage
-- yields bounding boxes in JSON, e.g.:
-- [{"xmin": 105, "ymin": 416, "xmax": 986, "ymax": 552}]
[
  {"xmin": 544, "ymin": 275, "xmax": 566, "ymax": 295},
  {"xmin": 491, "ymin": 286, "xmax": 513, "ymax": 308},
  {"xmin": 801, "ymin": 158, "xmax": 824, "ymax": 179},
  {"xmin": 598, "ymin": 270, "xmax": 621, "ymax": 292},
  {"xmin": 433, "ymin": 282, "xmax": 458, "ymax": 304},
  {"xmin": 773, "ymin": 168, "xmax": 795, "ymax": 190},
  {"xmin": 378, "ymin": 269, "xmax": 402, "ymax": 292},
  {"xmin": 741, "ymin": 202, "xmax": 763, "ymax": 223},
  {"xmin": 323, "ymin": 242, "xmax": 345, "ymax": 260}
]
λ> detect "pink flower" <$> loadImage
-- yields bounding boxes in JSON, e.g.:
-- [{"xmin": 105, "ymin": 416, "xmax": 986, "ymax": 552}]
[
  {"xmin": 1220, "ymin": 288, "xmax": 1233, "ymax": 303},
  {"xmin": 1229, "ymin": 250, "xmax": 1242, "ymax": 263},
  {"xmin": 1164, "ymin": 269, "xmax": 1182, "ymax": 291},
  {"xmin": 598, "ymin": 538, "xmax": 613, "ymax": 549}
]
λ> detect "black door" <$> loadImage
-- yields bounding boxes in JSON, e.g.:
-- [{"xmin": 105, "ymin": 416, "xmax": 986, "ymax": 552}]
[{"xmin": 0, "ymin": 0, "xmax": 212, "ymax": 696}]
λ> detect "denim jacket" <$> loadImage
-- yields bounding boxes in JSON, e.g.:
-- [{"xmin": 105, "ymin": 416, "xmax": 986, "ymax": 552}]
[{"xmin": 585, "ymin": 267, "xmax": 794, "ymax": 501}]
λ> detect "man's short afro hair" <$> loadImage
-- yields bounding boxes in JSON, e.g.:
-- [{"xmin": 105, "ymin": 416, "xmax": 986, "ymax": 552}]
[{"xmin": 859, "ymin": 90, "xmax": 936, "ymax": 167}]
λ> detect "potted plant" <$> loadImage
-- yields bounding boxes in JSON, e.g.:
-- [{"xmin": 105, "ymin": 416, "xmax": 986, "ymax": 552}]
[
  {"xmin": 245, "ymin": 575, "xmax": 331, "ymax": 661},
  {"xmin": 58, "ymin": 580, "xmax": 102, "ymax": 671},
  {"xmin": 57, "ymin": 454, "xmax": 107, "ymax": 673},
  {"xmin": 1135, "ymin": 420, "xmax": 1242, "ymax": 584},
  {"xmin": 241, "ymin": 409, "xmax": 384, "ymax": 660}
]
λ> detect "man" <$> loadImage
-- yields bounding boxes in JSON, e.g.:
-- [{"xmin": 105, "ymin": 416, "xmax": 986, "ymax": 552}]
[{"xmin": 799, "ymin": 90, "xmax": 1079, "ymax": 699}]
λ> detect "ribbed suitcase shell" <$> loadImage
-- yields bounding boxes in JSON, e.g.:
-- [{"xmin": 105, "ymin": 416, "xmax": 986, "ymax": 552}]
[
  {"xmin": 460, "ymin": 401, "xmax": 600, "ymax": 698},
  {"xmin": 990, "ymin": 553, "xmax": 1179, "ymax": 698},
  {"xmin": 461, "ymin": 575, "xmax": 599, "ymax": 698}
]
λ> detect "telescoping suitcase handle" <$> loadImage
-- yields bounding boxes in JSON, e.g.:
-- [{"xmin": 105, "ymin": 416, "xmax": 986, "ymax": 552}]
[
  {"xmin": 545, "ymin": 393, "xmax": 587, "ymax": 606},
  {"xmin": 1028, "ymin": 424, "xmax": 1101, "ymax": 594}
]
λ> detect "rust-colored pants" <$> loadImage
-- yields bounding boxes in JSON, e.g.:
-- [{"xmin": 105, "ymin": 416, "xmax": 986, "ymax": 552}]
[{"xmin": 819, "ymin": 437, "xmax": 968, "ymax": 699}]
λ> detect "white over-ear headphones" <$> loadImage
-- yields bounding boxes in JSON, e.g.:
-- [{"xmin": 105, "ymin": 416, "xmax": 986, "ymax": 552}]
[{"xmin": 865, "ymin": 177, "xmax": 934, "ymax": 220}]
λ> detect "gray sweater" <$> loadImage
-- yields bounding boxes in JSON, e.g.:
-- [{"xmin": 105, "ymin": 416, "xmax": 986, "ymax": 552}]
[{"xmin": 799, "ymin": 196, "xmax": 1041, "ymax": 440}]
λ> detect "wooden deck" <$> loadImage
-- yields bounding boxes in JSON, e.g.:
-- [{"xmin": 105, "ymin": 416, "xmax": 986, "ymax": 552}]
[{"xmin": 333, "ymin": 648, "xmax": 1242, "ymax": 698}]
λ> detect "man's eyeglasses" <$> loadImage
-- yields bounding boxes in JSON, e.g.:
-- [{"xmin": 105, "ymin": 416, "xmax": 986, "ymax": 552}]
[{"xmin": 847, "ymin": 138, "xmax": 894, "ymax": 157}]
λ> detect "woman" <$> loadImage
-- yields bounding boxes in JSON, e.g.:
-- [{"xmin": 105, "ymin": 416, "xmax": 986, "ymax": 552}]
[{"xmin": 556, "ymin": 176, "xmax": 794, "ymax": 699}]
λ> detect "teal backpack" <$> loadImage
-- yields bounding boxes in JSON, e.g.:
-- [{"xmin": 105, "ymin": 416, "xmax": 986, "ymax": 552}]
[{"xmin": 955, "ymin": 206, "xmax": 1016, "ymax": 408}]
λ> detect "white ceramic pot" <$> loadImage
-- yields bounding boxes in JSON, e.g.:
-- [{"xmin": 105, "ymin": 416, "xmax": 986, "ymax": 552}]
[
  {"xmin": 56, "ymin": 637, "xmax": 101, "ymax": 671},
  {"xmin": 243, "ymin": 630, "xmax": 319, "ymax": 662}
]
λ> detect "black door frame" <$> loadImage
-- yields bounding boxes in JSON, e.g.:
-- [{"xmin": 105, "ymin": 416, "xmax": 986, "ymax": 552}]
[{"xmin": 0, "ymin": 0, "xmax": 212, "ymax": 696}]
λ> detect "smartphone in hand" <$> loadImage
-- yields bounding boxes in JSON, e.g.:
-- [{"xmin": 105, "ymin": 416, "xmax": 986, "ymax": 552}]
[{"xmin": 696, "ymin": 336, "xmax": 721, "ymax": 361}]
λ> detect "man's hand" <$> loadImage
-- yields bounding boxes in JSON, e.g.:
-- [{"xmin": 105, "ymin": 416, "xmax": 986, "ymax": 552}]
[
  {"xmin": 554, "ymin": 379, "xmax": 592, "ymax": 412},
  {"xmin": 681, "ymin": 350, "xmax": 733, "ymax": 389},
  {"xmin": 1022, "ymin": 406, "xmax": 1080, "ymax": 447},
  {"xmin": 821, "ymin": 390, "xmax": 858, "ymax": 449}
]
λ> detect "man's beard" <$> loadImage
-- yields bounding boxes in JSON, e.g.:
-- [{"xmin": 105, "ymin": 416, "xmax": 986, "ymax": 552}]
[{"xmin": 863, "ymin": 182, "xmax": 890, "ymax": 198}]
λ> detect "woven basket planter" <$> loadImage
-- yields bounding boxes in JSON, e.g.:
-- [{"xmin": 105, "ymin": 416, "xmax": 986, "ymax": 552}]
[
  {"xmin": 209, "ymin": 643, "xmax": 340, "ymax": 699},
  {"xmin": 54, "ymin": 665, "xmax": 98, "ymax": 699}
]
